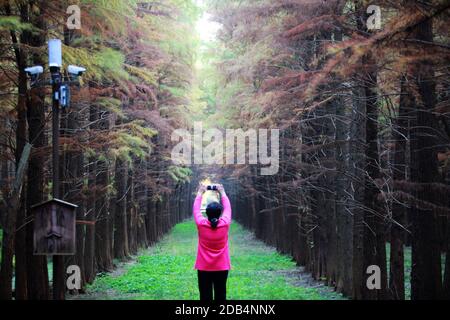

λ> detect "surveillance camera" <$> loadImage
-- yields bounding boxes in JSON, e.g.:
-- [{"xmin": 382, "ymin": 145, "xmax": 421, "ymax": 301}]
[
  {"xmin": 67, "ymin": 65, "xmax": 86, "ymax": 76},
  {"xmin": 24, "ymin": 66, "xmax": 44, "ymax": 76}
]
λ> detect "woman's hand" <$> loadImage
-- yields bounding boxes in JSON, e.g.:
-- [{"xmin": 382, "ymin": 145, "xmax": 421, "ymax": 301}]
[
  {"xmin": 197, "ymin": 184, "xmax": 207, "ymax": 196},
  {"xmin": 217, "ymin": 184, "xmax": 226, "ymax": 196}
]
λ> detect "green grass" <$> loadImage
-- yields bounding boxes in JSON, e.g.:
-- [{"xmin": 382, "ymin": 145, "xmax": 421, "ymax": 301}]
[{"xmin": 86, "ymin": 221, "xmax": 344, "ymax": 300}]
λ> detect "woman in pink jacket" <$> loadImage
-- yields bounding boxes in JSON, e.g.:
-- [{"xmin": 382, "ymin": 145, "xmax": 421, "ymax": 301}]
[{"xmin": 193, "ymin": 183, "xmax": 232, "ymax": 301}]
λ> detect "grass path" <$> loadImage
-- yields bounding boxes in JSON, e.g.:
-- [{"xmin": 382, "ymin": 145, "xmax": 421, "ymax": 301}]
[{"xmin": 72, "ymin": 221, "xmax": 344, "ymax": 300}]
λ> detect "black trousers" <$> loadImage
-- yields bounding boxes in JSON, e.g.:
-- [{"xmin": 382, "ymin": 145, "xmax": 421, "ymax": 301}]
[{"xmin": 197, "ymin": 270, "xmax": 229, "ymax": 302}]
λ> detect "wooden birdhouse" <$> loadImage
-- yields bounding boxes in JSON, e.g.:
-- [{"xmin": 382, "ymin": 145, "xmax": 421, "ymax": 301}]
[{"xmin": 32, "ymin": 199, "xmax": 78, "ymax": 255}]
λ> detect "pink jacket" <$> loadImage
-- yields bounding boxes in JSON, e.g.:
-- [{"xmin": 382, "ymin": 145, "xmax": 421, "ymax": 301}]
[{"xmin": 193, "ymin": 194, "xmax": 232, "ymax": 271}]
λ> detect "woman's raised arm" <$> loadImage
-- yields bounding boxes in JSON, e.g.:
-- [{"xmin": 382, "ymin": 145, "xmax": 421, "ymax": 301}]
[
  {"xmin": 193, "ymin": 184, "xmax": 206, "ymax": 225},
  {"xmin": 218, "ymin": 185, "xmax": 232, "ymax": 225},
  {"xmin": 220, "ymin": 194, "xmax": 232, "ymax": 225},
  {"xmin": 193, "ymin": 194, "xmax": 204, "ymax": 225}
]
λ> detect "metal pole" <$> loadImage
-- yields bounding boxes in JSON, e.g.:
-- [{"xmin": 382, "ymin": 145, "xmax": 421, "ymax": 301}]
[
  {"xmin": 52, "ymin": 78, "xmax": 60, "ymax": 199},
  {"xmin": 51, "ymin": 73, "xmax": 65, "ymax": 300}
]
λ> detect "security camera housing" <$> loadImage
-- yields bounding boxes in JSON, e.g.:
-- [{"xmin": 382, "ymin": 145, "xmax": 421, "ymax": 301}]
[
  {"xmin": 48, "ymin": 39, "xmax": 62, "ymax": 68},
  {"xmin": 67, "ymin": 65, "xmax": 86, "ymax": 77},
  {"xmin": 24, "ymin": 66, "xmax": 44, "ymax": 76}
]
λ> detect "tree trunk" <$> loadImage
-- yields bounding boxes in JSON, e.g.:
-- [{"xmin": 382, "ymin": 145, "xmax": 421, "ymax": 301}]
[
  {"xmin": 10, "ymin": 21, "xmax": 29, "ymax": 300},
  {"xmin": 127, "ymin": 164, "xmax": 137, "ymax": 255},
  {"xmin": 444, "ymin": 214, "xmax": 450, "ymax": 299},
  {"xmin": 361, "ymin": 52, "xmax": 387, "ymax": 300},
  {"xmin": 84, "ymin": 106, "xmax": 97, "ymax": 283},
  {"xmin": 0, "ymin": 144, "xmax": 31, "ymax": 299},
  {"xmin": 350, "ymin": 85, "xmax": 366, "ymax": 300},
  {"xmin": 61, "ymin": 22, "xmax": 87, "ymax": 294},
  {"xmin": 409, "ymin": 6, "xmax": 442, "ymax": 299},
  {"xmin": 113, "ymin": 157, "xmax": 129, "ymax": 260},
  {"xmin": 0, "ymin": 3, "xmax": 30, "ymax": 298},
  {"xmin": 94, "ymin": 109, "xmax": 113, "ymax": 273},
  {"xmin": 389, "ymin": 76, "xmax": 409, "ymax": 300},
  {"xmin": 335, "ymin": 89, "xmax": 353, "ymax": 296},
  {"xmin": 95, "ymin": 158, "xmax": 113, "ymax": 272}
]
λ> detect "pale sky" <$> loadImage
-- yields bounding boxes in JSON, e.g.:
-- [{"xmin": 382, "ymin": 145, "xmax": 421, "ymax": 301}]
[{"xmin": 195, "ymin": 1, "xmax": 220, "ymax": 43}]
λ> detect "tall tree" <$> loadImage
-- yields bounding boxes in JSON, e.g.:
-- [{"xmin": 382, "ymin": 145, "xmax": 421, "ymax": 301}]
[{"xmin": 408, "ymin": 0, "xmax": 442, "ymax": 300}]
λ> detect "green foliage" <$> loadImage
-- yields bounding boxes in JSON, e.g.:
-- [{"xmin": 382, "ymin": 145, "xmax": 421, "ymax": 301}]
[
  {"xmin": 109, "ymin": 122, "xmax": 156, "ymax": 162},
  {"xmin": 81, "ymin": 0, "xmax": 137, "ymax": 36},
  {"xmin": 94, "ymin": 48, "xmax": 129, "ymax": 82},
  {"xmin": 125, "ymin": 65, "xmax": 158, "ymax": 86},
  {"xmin": 144, "ymin": 1, "xmax": 201, "ymax": 114},
  {"xmin": 167, "ymin": 166, "xmax": 192, "ymax": 183},
  {"xmin": 87, "ymin": 222, "xmax": 344, "ymax": 300},
  {"xmin": 95, "ymin": 97, "xmax": 124, "ymax": 117},
  {"xmin": 64, "ymin": 46, "xmax": 130, "ymax": 84},
  {"xmin": 0, "ymin": 17, "xmax": 37, "ymax": 33}
]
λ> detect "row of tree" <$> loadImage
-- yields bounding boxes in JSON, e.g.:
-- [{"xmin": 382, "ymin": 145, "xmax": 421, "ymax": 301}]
[
  {"xmin": 0, "ymin": 0, "xmax": 198, "ymax": 299},
  {"xmin": 206, "ymin": 0, "xmax": 450, "ymax": 300}
]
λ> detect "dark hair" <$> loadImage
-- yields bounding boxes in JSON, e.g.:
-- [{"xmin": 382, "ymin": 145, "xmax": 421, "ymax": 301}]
[{"xmin": 206, "ymin": 201, "xmax": 223, "ymax": 229}]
